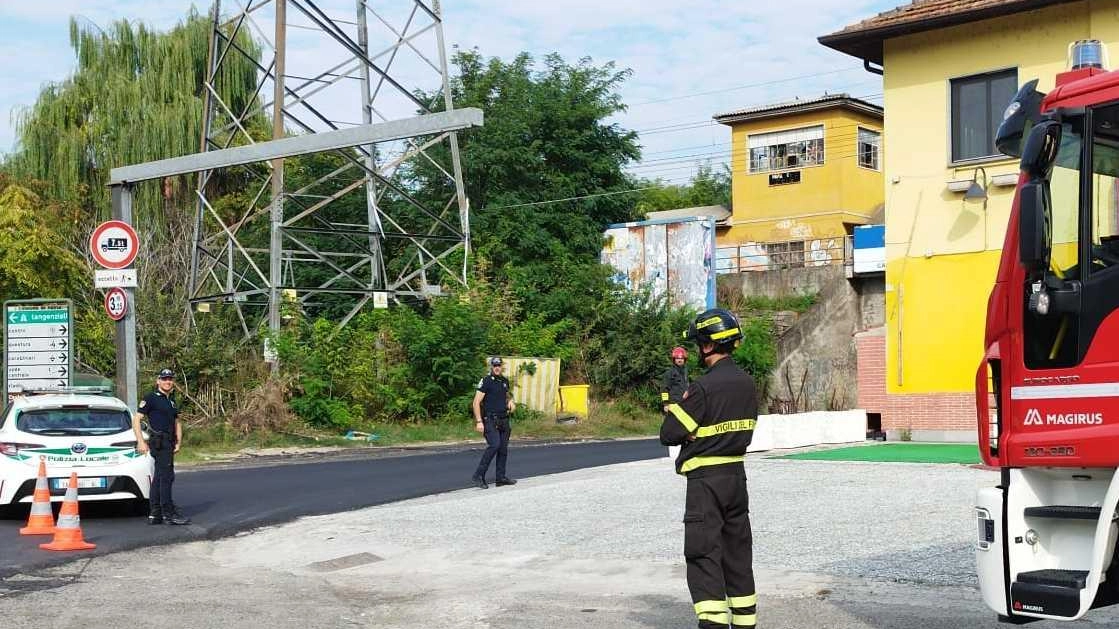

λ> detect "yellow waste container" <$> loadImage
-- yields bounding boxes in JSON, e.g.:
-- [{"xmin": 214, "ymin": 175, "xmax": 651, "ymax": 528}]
[{"xmin": 557, "ymin": 384, "xmax": 590, "ymax": 417}]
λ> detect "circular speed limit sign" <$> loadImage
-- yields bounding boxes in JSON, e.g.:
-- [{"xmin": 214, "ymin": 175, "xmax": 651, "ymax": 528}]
[{"xmin": 104, "ymin": 287, "xmax": 128, "ymax": 321}]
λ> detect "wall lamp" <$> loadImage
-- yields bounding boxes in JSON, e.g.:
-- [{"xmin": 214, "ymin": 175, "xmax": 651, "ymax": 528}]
[{"xmin": 964, "ymin": 166, "xmax": 988, "ymax": 210}]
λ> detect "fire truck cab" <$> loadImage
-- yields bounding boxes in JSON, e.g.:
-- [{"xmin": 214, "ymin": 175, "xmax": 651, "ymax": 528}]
[{"xmin": 976, "ymin": 40, "xmax": 1119, "ymax": 623}]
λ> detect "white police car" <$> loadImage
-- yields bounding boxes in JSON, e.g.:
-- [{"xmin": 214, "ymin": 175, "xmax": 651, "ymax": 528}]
[{"xmin": 0, "ymin": 387, "xmax": 152, "ymax": 510}]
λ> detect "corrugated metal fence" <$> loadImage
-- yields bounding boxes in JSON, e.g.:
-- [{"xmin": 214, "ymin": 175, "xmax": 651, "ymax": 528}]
[{"xmin": 495, "ymin": 357, "xmax": 560, "ymax": 416}]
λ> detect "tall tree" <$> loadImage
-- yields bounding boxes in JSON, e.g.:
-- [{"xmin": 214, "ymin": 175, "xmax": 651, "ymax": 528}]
[
  {"xmin": 10, "ymin": 11, "xmax": 262, "ymax": 223},
  {"xmin": 0, "ymin": 181, "xmax": 84, "ymax": 300},
  {"xmin": 405, "ymin": 49, "xmax": 643, "ymax": 318},
  {"xmin": 634, "ymin": 162, "xmax": 732, "ymax": 215},
  {"xmin": 5, "ymin": 11, "xmax": 266, "ymax": 381}
]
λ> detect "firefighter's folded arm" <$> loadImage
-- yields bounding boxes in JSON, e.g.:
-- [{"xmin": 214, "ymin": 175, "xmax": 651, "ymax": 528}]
[{"xmin": 659, "ymin": 417, "xmax": 691, "ymax": 446}]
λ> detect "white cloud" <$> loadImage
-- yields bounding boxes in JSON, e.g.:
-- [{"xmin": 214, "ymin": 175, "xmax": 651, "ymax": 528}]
[{"xmin": 0, "ymin": 0, "xmax": 896, "ymax": 180}]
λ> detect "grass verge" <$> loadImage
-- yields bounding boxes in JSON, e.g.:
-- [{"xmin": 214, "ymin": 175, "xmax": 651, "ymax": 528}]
[{"xmin": 178, "ymin": 399, "xmax": 663, "ymax": 464}]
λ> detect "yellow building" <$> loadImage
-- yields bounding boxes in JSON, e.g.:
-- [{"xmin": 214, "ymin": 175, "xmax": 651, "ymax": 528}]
[
  {"xmin": 713, "ymin": 95, "xmax": 884, "ymax": 269},
  {"xmin": 819, "ymin": 0, "xmax": 1119, "ymax": 438}
]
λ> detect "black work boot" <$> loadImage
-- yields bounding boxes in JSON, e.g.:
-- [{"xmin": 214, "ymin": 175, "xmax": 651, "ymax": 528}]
[
  {"xmin": 164, "ymin": 505, "xmax": 191, "ymax": 526},
  {"xmin": 472, "ymin": 475, "xmax": 489, "ymax": 489},
  {"xmin": 148, "ymin": 509, "xmax": 164, "ymax": 525},
  {"xmin": 496, "ymin": 477, "xmax": 517, "ymax": 486}
]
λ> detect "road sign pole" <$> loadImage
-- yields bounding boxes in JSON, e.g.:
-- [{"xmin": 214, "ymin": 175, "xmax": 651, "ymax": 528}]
[{"xmin": 110, "ymin": 184, "xmax": 139, "ymax": 412}]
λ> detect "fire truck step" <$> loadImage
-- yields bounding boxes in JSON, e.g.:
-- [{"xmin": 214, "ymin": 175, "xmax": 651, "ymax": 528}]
[
  {"xmin": 1023, "ymin": 506, "xmax": 1102, "ymax": 520},
  {"xmin": 1017, "ymin": 569, "xmax": 1089, "ymax": 589}
]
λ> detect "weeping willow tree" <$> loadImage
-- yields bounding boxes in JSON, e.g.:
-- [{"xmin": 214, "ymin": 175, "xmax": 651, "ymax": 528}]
[{"xmin": 11, "ymin": 10, "xmax": 263, "ymax": 224}]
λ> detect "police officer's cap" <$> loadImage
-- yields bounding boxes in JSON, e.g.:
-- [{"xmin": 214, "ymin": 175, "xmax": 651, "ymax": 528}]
[
  {"xmin": 158, "ymin": 368, "xmax": 175, "ymax": 380},
  {"xmin": 683, "ymin": 308, "xmax": 743, "ymax": 347},
  {"xmin": 489, "ymin": 356, "xmax": 504, "ymax": 367}
]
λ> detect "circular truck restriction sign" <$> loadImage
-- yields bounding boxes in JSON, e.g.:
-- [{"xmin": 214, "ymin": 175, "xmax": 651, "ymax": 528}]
[
  {"xmin": 90, "ymin": 220, "xmax": 139, "ymax": 269},
  {"xmin": 104, "ymin": 287, "xmax": 128, "ymax": 321}
]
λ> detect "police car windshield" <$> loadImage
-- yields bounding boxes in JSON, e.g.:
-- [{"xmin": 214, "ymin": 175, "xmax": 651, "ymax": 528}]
[{"xmin": 17, "ymin": 408, "xmax": 131, "ymax": 436}]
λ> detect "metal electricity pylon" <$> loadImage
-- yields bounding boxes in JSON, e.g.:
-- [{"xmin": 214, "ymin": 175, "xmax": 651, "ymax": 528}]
[{"xmin": 188, "ymin": 0, "xmax": 473, "ymax": 339}]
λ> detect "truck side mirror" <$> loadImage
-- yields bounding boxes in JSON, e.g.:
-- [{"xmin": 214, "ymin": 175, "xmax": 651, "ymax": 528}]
[
  {"xmin": 1020, "ymin": 120, "xmax": 1062, "ymax": 180},
  {"xmin": 1017, "ymin": 121, "xmax": 1061, "ymax": 272},
  {"xmin": 1018, "ymin": 181, "xmax": 1051, "ymax": 273}
]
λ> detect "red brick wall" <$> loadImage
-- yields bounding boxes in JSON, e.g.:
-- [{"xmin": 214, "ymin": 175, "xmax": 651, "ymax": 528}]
[
  {"xmin": 856, "ymin": 334, "xmax": 887, "ymax": 414},
  {"xmin": 855, "ymin": 331, "xmax": 976, "ymax": 432},
  {"xmin": 883, "ymin": 392, "xmax": 976, "ymax": 432}
]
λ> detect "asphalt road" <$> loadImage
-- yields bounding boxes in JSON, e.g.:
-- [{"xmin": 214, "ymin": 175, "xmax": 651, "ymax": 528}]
[{"xmin": 0, "ymin": 438, "xmax": 665, "ymax": 576}]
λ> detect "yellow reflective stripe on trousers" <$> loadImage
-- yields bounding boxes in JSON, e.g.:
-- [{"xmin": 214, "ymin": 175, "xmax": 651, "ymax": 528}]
[
  {"xmin": 667, "ymin": 403, "xmax": 698, "ymax": 433},
  {"xmin": 680, "ymin": 455, "xmax": 744, "ymax": 474},
  {"xmin": 731, "ymin": 612, "xmax": 757, "ymax": 626},
  {"xmin": 728, "ymin": 594, "xmax": 757, "ymax": 608},
  {"xmin": 693, "ymin": 600, "xmax": 728, "ymax": 614},
  {"xmin": 699, "ymin": 612, "xmax": 729, "ymax": 624},
  {"xmin": 695, "ymin": 418, "xmax": 756, "ymax": 438}
]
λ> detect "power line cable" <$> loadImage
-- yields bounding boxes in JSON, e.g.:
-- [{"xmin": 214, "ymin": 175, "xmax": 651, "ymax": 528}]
[
  {"xmin": 478, "ymin": 186, "xmax": 663, "ymax": 211},
  {"xmin": 627, "ymin": 66, "xmax": 870, "ymax": 107}
]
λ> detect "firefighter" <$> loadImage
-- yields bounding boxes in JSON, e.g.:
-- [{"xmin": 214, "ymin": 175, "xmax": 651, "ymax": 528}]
[
  {"xmin": 660, "ymin": 308, "xmax": 758, "ymax": 629},
  {"xmin": 661, "ymin": 346, "xmax": 689, "ymax": 412}
]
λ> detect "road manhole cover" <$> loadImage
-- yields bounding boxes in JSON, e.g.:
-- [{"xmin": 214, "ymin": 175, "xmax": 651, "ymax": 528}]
[{"xmin": 306, "ymin": 552, "xmax": 384, "ymax": 573}]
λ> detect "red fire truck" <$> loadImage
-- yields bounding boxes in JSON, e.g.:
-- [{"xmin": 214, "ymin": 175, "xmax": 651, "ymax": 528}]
[{"xmin": 976, "ymin": 39, "xmax": 1119, "ymax": 623}]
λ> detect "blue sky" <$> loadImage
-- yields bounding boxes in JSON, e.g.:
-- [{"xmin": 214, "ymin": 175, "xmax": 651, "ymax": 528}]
[{"xmin": 0, "ymin": 0, "xmax": 899, "ymax": 184}]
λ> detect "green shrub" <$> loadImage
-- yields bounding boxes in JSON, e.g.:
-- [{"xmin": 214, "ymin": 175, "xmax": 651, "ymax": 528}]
[
  {"xmin": 732, "ymin": 315, "xmax": 777, "ymax": 400},
  {"xmin": 744, "ymin": 293, "xmax": 817, "ymax": 313}
]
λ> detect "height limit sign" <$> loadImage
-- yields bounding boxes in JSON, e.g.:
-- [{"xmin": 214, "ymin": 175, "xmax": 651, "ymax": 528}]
[
  {"xmin": 3, "ymin": 299, "xmax": 74, "ymax": 393},
  {"xmin": 104, "ymin": 287, "xmax": 128, "ymax": 321}
]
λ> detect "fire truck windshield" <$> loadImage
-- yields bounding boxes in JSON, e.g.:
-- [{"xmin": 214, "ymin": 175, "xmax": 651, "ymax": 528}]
[
  {"xmin": 1048, "ymin": 122, "xmax": 1082, "ymax": 280},
  {"xmin": 1037, "ymin": 111, "xmax": 1119, "ymax": 279},
  {"xmin": 1023, "ymin": 104, "xmax": 1119, "ymax": 370},
  {"xmin": 1090, "ymin": 103, "xmax": 1119, "ymax": 270}
]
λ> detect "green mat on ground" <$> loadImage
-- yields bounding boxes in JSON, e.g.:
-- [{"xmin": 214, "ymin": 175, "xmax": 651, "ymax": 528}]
[{"xmin": 776, "ymin": 443, "xmax": 980, "ymax": 464}]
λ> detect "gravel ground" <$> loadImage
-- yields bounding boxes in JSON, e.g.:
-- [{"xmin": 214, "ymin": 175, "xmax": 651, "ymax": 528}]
[
  {"xmin": 6, "ymin": 454, "xmax": 1118, "ymax": 628},
  {"xmin": 232, "ymin": 456, "xmax": 992, "ymax": 586},
  {"xmin": 748, "ymin": 458, "xmax": 988, "ymax": 586}
]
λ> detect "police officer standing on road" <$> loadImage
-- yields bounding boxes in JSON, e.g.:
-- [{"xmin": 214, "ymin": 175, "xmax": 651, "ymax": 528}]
[
  {"xmin": 132, "ymin": 368, "xmax": 190, "ymax": 525},
  {"xmin": 661, "ymin": 346, "xmax": 690, "ymax": 412},
  {"xmin": 660, "ymin": 309, "xmax": 758, "ymax": 629},
  {"xmin": 471, "ymin": 357, "xmax": 517, "ymax": 489}
]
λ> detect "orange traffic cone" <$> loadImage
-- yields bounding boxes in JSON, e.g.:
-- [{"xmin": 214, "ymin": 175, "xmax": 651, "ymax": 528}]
[
  {"xmin": 39, "ymin": 472, "xmax": 95, "ymax": 551},
  {"xmin": 20, "ymin": 459, "xmax": 56, "ymax": 536}
]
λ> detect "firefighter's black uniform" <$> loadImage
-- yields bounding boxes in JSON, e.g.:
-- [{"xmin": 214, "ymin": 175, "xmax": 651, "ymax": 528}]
[
  {"xmin": 660, "ymin": 364, "xmax": 688, "ymax": 405},
  {"xmin": 660, "ymin": 355, "xmax": 759, "ymax": 629}
]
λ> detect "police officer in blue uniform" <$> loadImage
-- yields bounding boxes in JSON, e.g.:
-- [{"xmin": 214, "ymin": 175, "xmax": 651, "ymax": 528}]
[
  {"xmin": 132, "ymin": 368, "xmax": 190, "ymax": 525},
  {"xmin": 471, "ymin": 357, "xmax": 517, "ymax": 489}
]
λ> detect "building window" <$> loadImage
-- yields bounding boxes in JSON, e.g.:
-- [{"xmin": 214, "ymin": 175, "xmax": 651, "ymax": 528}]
[
  {"xmin": 766, "ymin": 240, "xmax": 805, "ymax": 269},
  {"xmin": 951, "ymin": 69, "xmax": 1018, "ymax": 162},
  {"xmin": 857, "ymin": 127, "xmax": 881, "ymax": 170},
  {"xmin": 748, "ymin": 125, "xmax": 824, "ymax": 173}
]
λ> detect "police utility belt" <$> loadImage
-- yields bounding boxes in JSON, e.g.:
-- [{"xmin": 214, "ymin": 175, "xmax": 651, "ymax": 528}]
[
  {"xmin": 147, "ymin": 428, "xmax": 174, "ymax": 450},
  {"xmin": 484, "ymin": 413, "xmax": 509, "ymax": 426}
]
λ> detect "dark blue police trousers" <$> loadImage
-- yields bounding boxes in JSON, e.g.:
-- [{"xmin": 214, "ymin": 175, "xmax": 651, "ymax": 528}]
[
  {"xmin": 474, "ymin": 415, "xmax": 510, "ymax": 480},
  {"xmin": 150, "ymin": 445, "xmax": 176, "ymax": 512}
]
